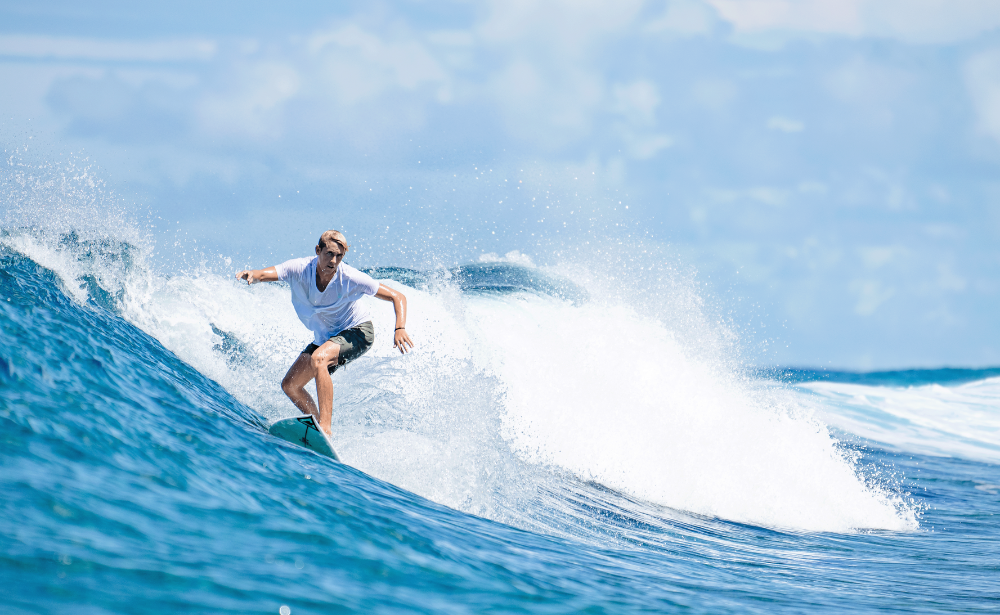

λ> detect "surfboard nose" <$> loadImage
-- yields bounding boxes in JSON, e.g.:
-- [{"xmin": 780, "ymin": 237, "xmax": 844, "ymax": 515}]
[{"xmin": 268, "ymin": 416, "xmax": 341, "ymax": 461}]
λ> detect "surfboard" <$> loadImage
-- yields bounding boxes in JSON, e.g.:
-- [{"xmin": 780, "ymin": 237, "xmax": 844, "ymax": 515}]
[{"xmin": 268, "ymin": 415, "xmax": 341, "ymax": 461}]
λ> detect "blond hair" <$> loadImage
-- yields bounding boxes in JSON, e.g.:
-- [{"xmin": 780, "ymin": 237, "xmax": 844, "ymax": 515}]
[{"xmin": 317, "ymin": 230, "xmax": 349, "ymax": 253}]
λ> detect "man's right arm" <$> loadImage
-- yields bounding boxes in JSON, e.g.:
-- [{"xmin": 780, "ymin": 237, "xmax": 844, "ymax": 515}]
[{"xmin": 235, "ymin": 266, "xmax": 279, "ymax": 285}]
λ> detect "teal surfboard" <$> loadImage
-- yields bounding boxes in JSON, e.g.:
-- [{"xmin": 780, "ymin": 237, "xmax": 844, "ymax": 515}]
[{"xmin": 268, "ymin": 415, "xmax": 341, "ymax": 461}]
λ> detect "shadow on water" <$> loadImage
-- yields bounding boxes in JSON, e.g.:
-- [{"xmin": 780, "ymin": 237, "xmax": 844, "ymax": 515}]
[{"xmin": 210, "ymin": 324, "xmax": 257, "ymax": 370}]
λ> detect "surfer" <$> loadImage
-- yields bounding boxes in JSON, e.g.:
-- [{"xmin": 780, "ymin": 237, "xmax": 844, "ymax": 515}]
[{"xmin": 235, "ymin": 230, "xmax": 413, "ymax": 435}]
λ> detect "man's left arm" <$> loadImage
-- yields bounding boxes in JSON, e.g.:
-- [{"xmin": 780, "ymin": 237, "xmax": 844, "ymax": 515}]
[{"xmin": 375, "ymin": 284, "xmax": 414, "ymax": 353}]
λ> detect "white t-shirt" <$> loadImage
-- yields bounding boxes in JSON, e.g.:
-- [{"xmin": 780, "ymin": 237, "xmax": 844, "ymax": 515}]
[{"xmin": 274, "ymin": 257, "xmax": 380, "ymax": 344}]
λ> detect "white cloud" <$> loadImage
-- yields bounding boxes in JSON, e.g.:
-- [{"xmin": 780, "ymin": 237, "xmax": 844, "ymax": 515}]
[
  {"xmin": 707, "ymin": 0, "xmax": 863, "ymax": 37},
  {"xmin": 309, "ymin": 25, "xmax": 447, "ymax": 92},
  {"xmin": 478, "ymin": 0, "xmax": 645, "ymax": 51},
  {"xmin": 797, "ymin": 181, "xmax": 828, "ymax": 194},
  {"xmin": 623, "ymin": 131, "xmax": 674, "ymax": 159},
  {"xmin": 0, "ymin": 63, "xmax": 101, "ymax": 120},
  {"xmin": 706, "ymin": 186, "xmax": 789, "ymax": 207},
  {"xmin": 936, "ymin": 264, "xmax": 967, "ymax": 292},
  {"xmin": 850, "ymin": 279, "xmax": 895, "ymax": 315},
  {"xmin": 822, "ymin": 57, "xmax": 914, "ymax": 130},
  {"xmin": 860, "ymin": 0, "xmax": 1000, "ymax": 44},
  {"xmin": 825, "ymin": 57, "xmax": 911, "ymax": 104},
  {"xmin": 0, "ymin": 35, "xmax": 216, "ymax": 62},
  {"xmin": 612, "ymin": 80, "xmax": 661, "ymax": 125},
  {"xmin": 645, "ymin": 0, "xmax": 719, "ymax": 36},
  {"xmin": 767, "ymin": 116, "xmax": 804, "ymax": 132},
  {"xmin": 14, "ymin": 1, "xmax": 997, "ymax": 176},
  {"xmin": 691, "ymin": 78, "xmax": 738, "ymax": 110},
  {"xmin": 745, "ymin": 187, "xmax": 788, "ymax": 206},
  {"xmin": 857, "ymin": 246, "xmax": 901, "ymax": 269},
  {"xmin": 706, "ymin": 0, "xmax": 1000, "ymax": 45},
  {"xmin": 609, "ymin": 81, "xmax": 673, "ymax": 159},
  {"xmin": 965, "ymin": 48, "xmax": 1000, "ymax": 144},
  {"xmin": 198, "ymin": 61, "xmax": 300, "ymax": 138},
  {"xmin": 490, "ymin": 60, "xmax": 605, "ymax": 147},
  {"xmin": 424, "ymin": 30, "xmax": 475, "ymax": 47}
]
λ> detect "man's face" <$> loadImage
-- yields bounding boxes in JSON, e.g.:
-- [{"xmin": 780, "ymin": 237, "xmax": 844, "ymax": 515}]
[{"xmin": 315, "ymin": 242, "xmax": 344, "ymax": 273}]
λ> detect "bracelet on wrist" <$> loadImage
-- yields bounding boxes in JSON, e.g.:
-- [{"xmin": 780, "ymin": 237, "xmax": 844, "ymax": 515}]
[{"xmin": 395, "ymin": 327, "xmax": 405, "ymax": 331}]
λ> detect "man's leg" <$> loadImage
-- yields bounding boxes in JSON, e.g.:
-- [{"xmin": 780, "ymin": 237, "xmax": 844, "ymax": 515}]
[
  {"xmin": 281, "ymin": 353, "xmax": 320, "ymax": 421},
  {"xmin": 308, "ymin": 341, "xmax": 341, "ymax": 435}
]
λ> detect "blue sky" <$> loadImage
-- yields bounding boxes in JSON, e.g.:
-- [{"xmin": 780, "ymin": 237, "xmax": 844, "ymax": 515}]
[{"xmin": 2, "ymin": 0, "xmax": 1000, "ymax": 369}]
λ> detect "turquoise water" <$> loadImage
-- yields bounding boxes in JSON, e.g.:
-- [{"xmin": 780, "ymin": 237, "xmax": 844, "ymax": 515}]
[{"xmin": 2, "ymin": 234, "xmax": 999, "ymax": 613}]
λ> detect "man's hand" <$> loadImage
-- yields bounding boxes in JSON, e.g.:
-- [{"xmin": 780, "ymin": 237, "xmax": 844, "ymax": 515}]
[
  {"xmin": 393, "ymin": 328, "xmax": 414, "ymax": 354},
  {"xmin": 236, "ymin": 269, "xmax": 256, "ymax": 285},
  {"xmin": 235, "ymin": 267, "xmax": 278, "ymax": 285},
  {"xmin": 375, "ymin": 283, "xmax": 413, "ymax": 354}
]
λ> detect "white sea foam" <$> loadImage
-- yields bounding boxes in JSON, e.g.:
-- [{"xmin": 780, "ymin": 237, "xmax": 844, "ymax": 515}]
[
  {"xmin": 1, "ymin": 233, "xmax": 92, "ymax": 304},
  {"xmin": 460, "ymin": 290, "xmax": 915, "ymax": 532},
  {"xmin": 114, "ymin": 258, "xmax": 918, "ymax": 532},
  {"xmin": 1, "ymin": 224, "xmax": 919, "ymax": 532},
  {"xmin": 796, "ymin": 379, "xmax": 1000, "ymax": 464},
  {"xmin": 156, "ymin": 273, "xmax": 534, "ymax": 519},
  {"xmin": 1, "ymin": 225, "xmax": 919, "ymax": 532}
]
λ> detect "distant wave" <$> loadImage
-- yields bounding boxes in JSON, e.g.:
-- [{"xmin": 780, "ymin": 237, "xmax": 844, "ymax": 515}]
[
  {"xmin": 363, "ymin": 261, "xmax": 589, "ymax": 304},
  {"xmin": 793, "ymin": 377, "xmax": 1000, "ymax": 464},
  {"xmin": 771, "ymin": 367, "xmax": 1000, "ymax": 387}
]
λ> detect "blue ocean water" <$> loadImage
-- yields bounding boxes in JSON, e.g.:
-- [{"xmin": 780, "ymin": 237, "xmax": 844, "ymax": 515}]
[{"xmin": 2, "ymin": 227, "xmax": 999, "ymax": 614}]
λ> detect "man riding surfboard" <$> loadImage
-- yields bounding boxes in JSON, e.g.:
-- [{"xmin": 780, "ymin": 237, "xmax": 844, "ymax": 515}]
[{"xmin": 236, "ymin": 230, "xmax": 413, "ymax": 436}]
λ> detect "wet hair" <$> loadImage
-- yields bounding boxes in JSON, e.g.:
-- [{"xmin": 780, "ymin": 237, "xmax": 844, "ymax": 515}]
[{"xmin": 317, "ymin": 230, "xmax": 349, "ymax": 253}]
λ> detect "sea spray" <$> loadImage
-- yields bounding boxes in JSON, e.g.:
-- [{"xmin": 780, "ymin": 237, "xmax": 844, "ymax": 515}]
[
  {"xmin": 460, "ymin": 290, "xmax": 915, "ymax": 531},
  {"xmin": 1, "ymin": 158, "xmax": 916, "ymax": 533}
]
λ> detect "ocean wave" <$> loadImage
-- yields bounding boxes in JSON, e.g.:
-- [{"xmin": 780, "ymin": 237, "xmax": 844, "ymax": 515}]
[
  {"xmin": 795, "ymin": 378, "xmax": 1000, "ymax": 464},
  {"xmin": 0, "ymin": 224, "xmax": 917, "ymax": 533},
  {"xmin": 774, "ymin": 366, "xmax": 1000, "ymax": 387}
]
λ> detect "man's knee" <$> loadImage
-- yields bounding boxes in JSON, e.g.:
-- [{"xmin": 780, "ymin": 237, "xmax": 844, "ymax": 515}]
[
  {"xmin": 310, "ymin": 346, "xmax": 339, "ymax": 370},
  {"xmin": 281, "ymin": 375, "xmax": 298, "ymax": 396}
]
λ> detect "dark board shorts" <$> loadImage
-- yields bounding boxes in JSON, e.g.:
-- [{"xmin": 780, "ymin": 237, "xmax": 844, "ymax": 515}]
[{"xmin": 302, "ymin": 321, "xmax": 374, "ymax": 373}]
